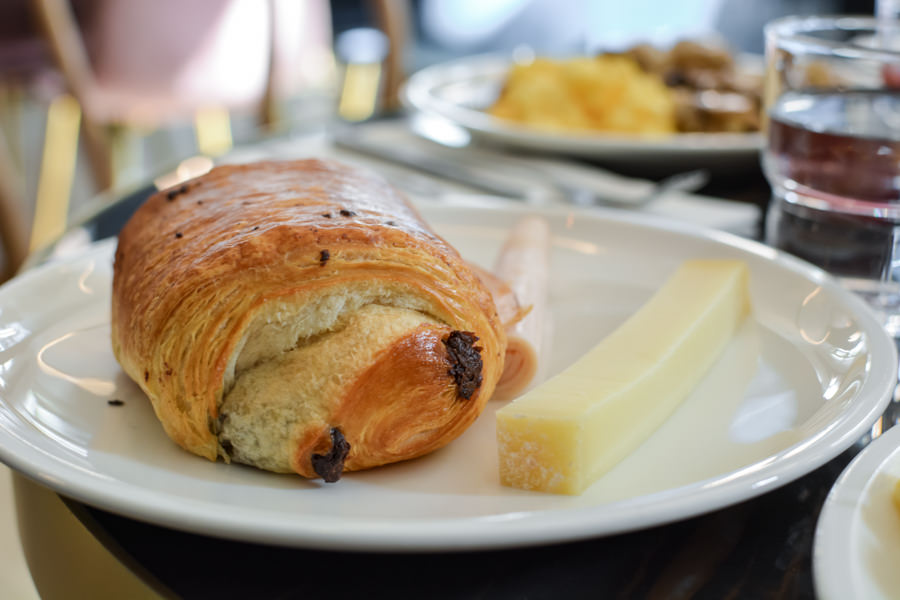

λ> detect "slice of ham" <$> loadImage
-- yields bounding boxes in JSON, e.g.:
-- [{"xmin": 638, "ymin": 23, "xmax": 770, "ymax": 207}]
[{"xmin": 486, "ymin": 215, "xmax": 551, "ymax": 401}]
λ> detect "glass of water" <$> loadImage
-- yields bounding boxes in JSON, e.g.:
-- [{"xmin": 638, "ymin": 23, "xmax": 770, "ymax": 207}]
[{"xmin": 763, "ymin": 15, "xmax": 900, "ymax": 335}]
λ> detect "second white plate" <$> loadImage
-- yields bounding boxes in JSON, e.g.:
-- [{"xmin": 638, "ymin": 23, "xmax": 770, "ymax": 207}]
[
  {"xmin": 402, "ymin": 54, "xmax": 763, "ymax": 168},
  {"xmin": 815, "ymin": 422, "xmax": 900, "ymax": 600}
]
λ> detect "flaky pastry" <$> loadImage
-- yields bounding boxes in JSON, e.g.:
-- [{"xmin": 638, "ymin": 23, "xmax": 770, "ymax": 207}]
[{"xmin": 111, "ymin": 159, "xmax": 506, "ymax": 481}]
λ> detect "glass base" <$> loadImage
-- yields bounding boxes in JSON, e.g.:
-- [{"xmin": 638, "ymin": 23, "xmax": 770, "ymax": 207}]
[
  {"xmin": 840, "ymin": 276, "xmax": 900, "ymax": 337},
  {"xmin": 766, "ymin": 194, "xmax": 900, "ymax": 337}
]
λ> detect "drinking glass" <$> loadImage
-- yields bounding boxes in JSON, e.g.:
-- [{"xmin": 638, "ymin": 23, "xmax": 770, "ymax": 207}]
[{"xmin": 763, "ymin": 15, "xmax": 900, "ymax": 335}]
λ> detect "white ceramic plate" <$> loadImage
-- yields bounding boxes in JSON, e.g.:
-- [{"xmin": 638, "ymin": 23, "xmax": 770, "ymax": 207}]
[
  {"xmin": 0, "ymin": 201, "xmax": 894, "ymax": 551},
  {"xmin": 401, "ymin": 55, "xmax": 763, "ymax": 168},
  {"xmin": 814, "ymin": 423, "xmax": 900, "ymax": 600}
]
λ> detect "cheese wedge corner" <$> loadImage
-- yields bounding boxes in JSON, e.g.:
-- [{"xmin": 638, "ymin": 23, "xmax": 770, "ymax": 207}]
[{"xmin": 496, "ymin": 259, "xmax": 750, "ymax": 495}]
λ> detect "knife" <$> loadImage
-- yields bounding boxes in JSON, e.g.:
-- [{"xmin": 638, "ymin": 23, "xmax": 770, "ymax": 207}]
[{"xmin": 331, "ymin": 126, "xmax": 527, "ymax": 198}]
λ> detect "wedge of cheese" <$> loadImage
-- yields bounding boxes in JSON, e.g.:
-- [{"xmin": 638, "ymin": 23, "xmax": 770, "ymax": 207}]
[{"xmin": 496, "ymin": 259, "xmax": 750, "ymax": 495}]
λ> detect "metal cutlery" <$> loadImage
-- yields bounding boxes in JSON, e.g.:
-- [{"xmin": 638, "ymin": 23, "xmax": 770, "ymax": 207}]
[
  {"xmin": 557, "ymin": 167, "xmax": 710, "ymax": 208},
  {"xmin": 331, "ymin": 125, "xmax": 709, "ymax": 208},
  {"xmin": 331, "ymin": 127, "xmax": 525, "ymax": 198}
]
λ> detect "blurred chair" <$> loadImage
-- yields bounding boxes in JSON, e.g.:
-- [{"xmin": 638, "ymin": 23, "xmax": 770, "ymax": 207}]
[
  {"xmin": 0, "ymin": 128, "xmax": 30, "ymax": 282},
  {"xmin": 0, "ymin": 0, "xmax": 333, "ymax": 281},
  {"xmin": 370, "ymin": 0, "xmax": 411, "ymax": 112},
  {"xmin": 19, "ymin": 0, "xmax": 333, "ymax": 256},
  {"xmin": 33, "ymin": 0, "xmax": 334, "ymax": 182},
  {"xmin": 0, "ymin": 0, "xmax": 61, "ymax": 281}
]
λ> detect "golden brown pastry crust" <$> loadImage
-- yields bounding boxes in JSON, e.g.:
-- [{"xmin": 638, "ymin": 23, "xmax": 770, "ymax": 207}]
[{"xmin": 111, "ymin": 159, "xmax": 506, "ymax": 479}]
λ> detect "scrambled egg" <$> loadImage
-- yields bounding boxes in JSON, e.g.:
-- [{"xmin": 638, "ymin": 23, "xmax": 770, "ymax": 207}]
[{"xmin": 487, "ymin": 55, "xmax": 677, "ymax": 136}]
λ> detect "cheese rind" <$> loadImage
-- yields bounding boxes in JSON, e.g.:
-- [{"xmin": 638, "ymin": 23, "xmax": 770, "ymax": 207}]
[{"xmin": 496, "ymin": 259, "xmax": 750, "ymax": 495}]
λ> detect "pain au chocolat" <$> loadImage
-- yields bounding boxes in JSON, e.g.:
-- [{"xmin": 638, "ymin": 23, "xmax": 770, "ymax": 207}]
[{"xmin": 111, "ymin": 159, "xmax": 506, "ymax": 482}]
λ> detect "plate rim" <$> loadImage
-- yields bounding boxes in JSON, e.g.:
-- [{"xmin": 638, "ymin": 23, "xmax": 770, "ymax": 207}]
[{"xmin": 0, "ymin": 202, "xmax": 895, "ymax": 551}]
